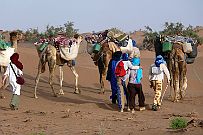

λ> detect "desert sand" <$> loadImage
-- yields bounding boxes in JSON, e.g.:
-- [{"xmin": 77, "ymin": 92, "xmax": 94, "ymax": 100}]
[{"xmin": 0, "ymin": 41, "xmax": 202, "ymax": 135}]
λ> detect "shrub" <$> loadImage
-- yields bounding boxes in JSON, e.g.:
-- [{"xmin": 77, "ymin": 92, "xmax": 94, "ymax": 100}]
[{"xmin": 170, "ymin": 117, "xmax": 187, "ymax": 129}]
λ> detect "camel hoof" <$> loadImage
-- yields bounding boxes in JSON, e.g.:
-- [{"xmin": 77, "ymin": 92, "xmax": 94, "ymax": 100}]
[
  {"xmin": 74, "ymin": 89, "xmax": 80, "ymax": 94},
  {"xmin": 58, "ymin": 92, "xmax": 64, "ymax": 95},
  {"xmin": 53, "ymin": 94, "xmax": 58, "ymax": 97},
  {"xmin": 173, "ymin": 99, "xmax": 179, "ymax": 103},
  {"xmin": 98, "ymin": 91, "xmax": 105, "ymax": 94},
  {"xmin": 0, "ymin": 95, "xmax": 5, "ymax": 99}
]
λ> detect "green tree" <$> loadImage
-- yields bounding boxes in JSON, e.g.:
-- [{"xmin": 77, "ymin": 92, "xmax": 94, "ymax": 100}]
[
  {"xmin": 142, "ymin": 26, "xmax": 158, "ymax": 50},
  {"xmin": 142, "ymin": 22, "xmax": 203, "ymax": 50},
  {"xmin": 24, "ymin": 28, "xmax": 40, "ymax": 42},
  {"xmin": 64, "ymin": 21, "xmax": 78, "ymax": 38}
]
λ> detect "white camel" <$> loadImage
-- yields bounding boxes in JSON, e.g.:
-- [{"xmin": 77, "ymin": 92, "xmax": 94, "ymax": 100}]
[{"xmin": 0, "ymin": 32, "xmax": 21, "ymax": 98}]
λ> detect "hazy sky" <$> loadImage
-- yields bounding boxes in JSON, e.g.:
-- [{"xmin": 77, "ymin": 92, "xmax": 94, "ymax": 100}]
[{"xmin": 0, "ymin": 0, "xmax": 202, "ymax": 33}]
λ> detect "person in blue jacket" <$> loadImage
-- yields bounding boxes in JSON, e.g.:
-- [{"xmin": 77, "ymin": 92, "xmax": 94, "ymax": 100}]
[{"xmin": 106, "ymin": 51, "xmax": 123, "ymax": 109}]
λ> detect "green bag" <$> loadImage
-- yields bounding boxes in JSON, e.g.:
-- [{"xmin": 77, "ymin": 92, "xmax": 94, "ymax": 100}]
[
  {"xmin": 38, "ymin": 43, "xmax": 48, "ymax": 51},
  {"xmin": 162, "ymin": 42, "xmax": 173, "ymax": 52},
  {"xmin": 0, "ymin": 40, "xmax": 11, "ymax": 50},
  {"xmin": 93, "ymin": 43, "xmax": 101, "ymax": 53}
]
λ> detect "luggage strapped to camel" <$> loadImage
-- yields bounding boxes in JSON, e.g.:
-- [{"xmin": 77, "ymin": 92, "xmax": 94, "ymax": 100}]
[{"xmin": 160, "ymin": 35, "xmax": 198, "ymax": 64}]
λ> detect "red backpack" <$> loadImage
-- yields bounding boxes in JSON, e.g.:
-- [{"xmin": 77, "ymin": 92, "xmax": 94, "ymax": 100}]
[{"xmin": 115, "ymin": 60, "xmax": 126, "ymax": 77}]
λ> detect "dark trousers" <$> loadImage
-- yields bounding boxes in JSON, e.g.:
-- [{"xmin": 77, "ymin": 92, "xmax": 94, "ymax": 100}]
[{"xmin": 127, "ymin": 83, "xmax": 145, "ymax": 109}]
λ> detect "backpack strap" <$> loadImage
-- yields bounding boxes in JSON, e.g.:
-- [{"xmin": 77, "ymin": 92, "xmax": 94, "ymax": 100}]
[{"xmin": 10, "ymin": 63, "xmax": 18, "ymax": 78}]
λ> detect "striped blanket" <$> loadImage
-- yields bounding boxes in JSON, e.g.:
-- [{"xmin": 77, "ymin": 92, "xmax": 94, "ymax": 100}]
[{"xmin": 54, "ymin": 36, "xmax": 77, "ymax": 47}]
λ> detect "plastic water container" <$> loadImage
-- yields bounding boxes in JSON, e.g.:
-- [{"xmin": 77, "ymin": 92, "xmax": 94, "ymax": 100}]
[
  {"xmin": 38, "ymin": 43, "xmax": 48, "ymax": 51},
  {"xmin": 162, "ymin": 42, "xmax": 172, "ymax": 52},
  {"xmin": 93, "ymin": 43, "xmax": 101, "ymax": 53}
]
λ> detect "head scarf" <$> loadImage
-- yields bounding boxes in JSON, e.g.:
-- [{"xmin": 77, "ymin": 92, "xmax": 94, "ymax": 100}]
[
  {"xmin": 131, "ymin": 57, "xmax": 140, "ymax": 66},
  {"xmin": 122, "ymin": 53, "xmax": 129, "ymax": 61},
  {"xmin": 10, "ymin": 53, "xmax": 23, "ymax": 70},
  {"xmin": 155, "ymin": 55, "xmax": 166, "ymax": 67}
]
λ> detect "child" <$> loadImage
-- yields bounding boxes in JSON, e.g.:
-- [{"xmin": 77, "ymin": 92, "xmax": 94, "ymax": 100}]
[
  {"xmin": 2, "ymin": 53, "xmax": 23, "ymax": 110},
  {"xmin": 149, "ymin": 55, "xmax": 170, "ymax": 111},
  {"xmin": 121, "ymin": 53, "xmax": 139, "ymax": 111},
  {"xmin": 127, "ymin": 57, "xmax": 145, "ymax": 113}
]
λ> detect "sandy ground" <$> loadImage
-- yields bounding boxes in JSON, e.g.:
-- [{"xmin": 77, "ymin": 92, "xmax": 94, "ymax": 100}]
[{"xmin": 0, "ymin": 42, "xmax": 202, "ymax": 135}]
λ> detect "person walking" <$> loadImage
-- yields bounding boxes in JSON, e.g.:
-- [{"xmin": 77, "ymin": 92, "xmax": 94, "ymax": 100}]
[
  {"xmin": 149, "ymin": 55, "xmax": 170, "ymax": 111},
  {"xmin": 2, "ymin": 53, "xmax": 24, "ymax": 110},
  {"xmin": 127, "ymin": 57, "xmax": 145, "ymax": 113}
]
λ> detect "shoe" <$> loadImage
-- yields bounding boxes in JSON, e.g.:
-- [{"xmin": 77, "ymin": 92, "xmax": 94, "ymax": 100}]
[
  {"xmin": 127, "ymin": 107, "xmax": 131, "ymax": 112},
  {"xmin": 120, "ymin": 108, "xmax": 124, "ymax": 112},
  {"xmin": 10, "ymin": 104, "xmax": 17, "ymax": 110},
  {"xmin": 131, "ymin": 109, "xmax": 135, "ymax": 114},
  {"xmin": 152, "ymin": 104, "xmax": 158, "ymax": 111},
  {"xmin": 139, "ymin": 107, "xmax": 146, "ymax": 111}
]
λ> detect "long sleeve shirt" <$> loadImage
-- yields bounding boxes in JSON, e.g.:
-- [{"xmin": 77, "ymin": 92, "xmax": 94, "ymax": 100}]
[
  {"xmin": 4, "ymin": 63, "xmax": 23, "ymax": 95},
  {"xmin": 123, "ymin": 61, "xmax": 139, "ymax": 70},
  {"xmin": 149, "ymin": 63, "xmax": 170, "ymax": 82},
  {"xmin": 122, "ymin": 60, "xmax": 139, "ymax": 81}
]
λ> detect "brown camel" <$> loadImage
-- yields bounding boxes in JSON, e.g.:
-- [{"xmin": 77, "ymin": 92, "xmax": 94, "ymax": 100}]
[
  {"xmin": 86, "ymin": 32, "xmax": 139, "ymax": 93},
  {"xmin": 0, "ymin": 31, "xmax": 22, "ymax": 98},
  {"xmin": 166, "ymin": 42, "xmax": 187, "ymax": 102},
  {"xmin": 85, "ymin": 31, "xmax": 141, "ymax": 93},
  {"xmin": 89, "ymin": 40, "xmax": 113, "ymax": 93},
  {"xmin": 34, "ymin": 34, "xmax": 83, "ymax": 98}
]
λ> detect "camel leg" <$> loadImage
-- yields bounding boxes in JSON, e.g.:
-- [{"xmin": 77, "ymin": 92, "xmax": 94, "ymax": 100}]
[
  {"xmin": 0, "ymin": 66, "xmax": 9, "ymax": 99},
  {"xmin": 173, "ymin": 62, "xmax": 180, "ymax": 102},
  {"xmin": 181, "ymin": 76, "xmax": 187, "ymax": 99},
  {"xmin": 70, "ymin": 66, "xmax": 80, "ymax": 94},
  {"xmin": 48, "ymin": 59, "xmax": 57, "ymax": 97},
  {"xmin": 100, "ymin": 66, "xmax": 108, "ymax": 94},
  {"xmin": 58, "ymin": 66, "xmax": 64, "ymax": 95},
  {"xmin": 0, "ymin": 81, "xmax": 6, "ymax": 99},
  {"xmin": 181, "ymin": 64, "xmax": 187, "ymax": 99},
  {"xmin": 167, "ymin": 55, "xmax": 174, "ymax": 101},
  {"xmin": 34, "ymin": 61, "xmax": 44, "ymax": 98},
  {"xmin": 98, "ymin": 63, "xmax": 105, "ymax": 94},
  {"xmin": 99, "ymin": 73, "xmax": 105, "ymax": 94}
]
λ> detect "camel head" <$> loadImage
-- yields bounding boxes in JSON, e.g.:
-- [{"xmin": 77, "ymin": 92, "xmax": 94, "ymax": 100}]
[
  {"xmin": 10, "ymin": 31, "xmax": 24, "ymax": 42},
  {"xmin": 74, "ymin": 34, "xmax": 83, "ymax": 44},
  {"xmin": 10, "ymin": 32, "xmax": 18, "ymax": 42}
]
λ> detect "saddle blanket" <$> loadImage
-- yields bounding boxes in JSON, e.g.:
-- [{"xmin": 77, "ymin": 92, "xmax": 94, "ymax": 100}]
[
  {"xmin": 0, "ymin": 47, "xmax": 15, "ymax": 66},
  {"xmin": 54, "ymin": 36, "xmax": 77, "ymax": 47},
  {"xmin": 59, "ymin": 43, "xmax": 80, "ymax": 61},
  {"xmin": 0, "ymin": 39, "xmax": 12, "ymax": 50}
]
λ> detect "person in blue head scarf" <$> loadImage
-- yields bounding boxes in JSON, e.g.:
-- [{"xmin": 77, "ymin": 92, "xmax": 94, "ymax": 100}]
[
  {"xmin": 149, "ymin": 55, "xmax": 170, "ymax": 111},
  {"xmin": 127, "ymin": 57, "xmax": 145, "ymax": 113},
  {"xmin": 155, "ymin": 55, "xmax": 166, "ymax": 67}
]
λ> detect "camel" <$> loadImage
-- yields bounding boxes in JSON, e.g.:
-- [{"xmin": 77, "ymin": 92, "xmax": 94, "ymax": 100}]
[
  {"xmin": 0, "ymin": 32, "xmax": 20, "ymax": 71},
  {"xmin": 166, "ymin": 42, "xmax": 187, "ymax": 102},
  {"xmin": 87, "ymin": 40, "xmax": 114, "ymax": 93},
  {"xmin": 34, "ymin": 34, "xmax": 83, "ymax": 98},
  {"xmin": 0, "ymin": 31, "xmax": 22, "ymax": 98},
  {"xmin": 85, "ymin": 33, "xmax": 140, "ymax": 93}
]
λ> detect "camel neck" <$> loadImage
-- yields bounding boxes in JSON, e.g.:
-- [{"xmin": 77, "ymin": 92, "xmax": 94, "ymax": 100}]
[{"xmin": 11, "ymin": 40, "xmax": 18, "ymax": 52}]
